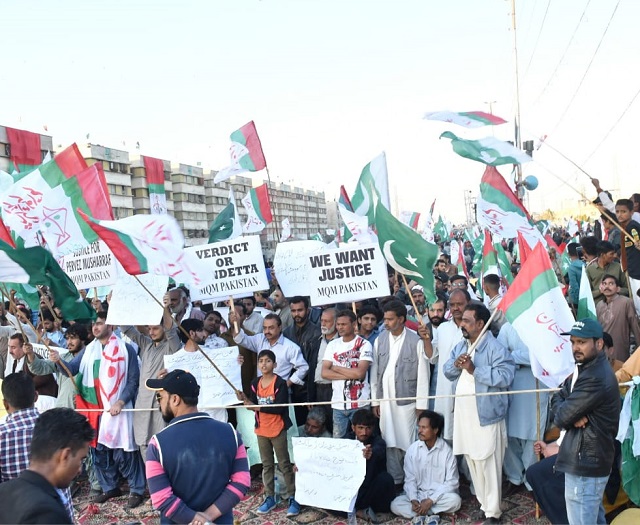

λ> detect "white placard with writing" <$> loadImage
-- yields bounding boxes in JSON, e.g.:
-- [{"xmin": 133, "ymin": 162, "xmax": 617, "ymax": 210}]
[
  {"xmin": 164, "ymin": 345, "xmax": 242, "ymax": 408},
  {"xmin": 293, "ymin": 437, "xmax": 366, "ymax": 512},
  {"xmin": 273, "ymin": 240, "xmax": 325, "ymax": 297},
  {"xmin": 57, "ymin": 240, "xmax": 118, "ymax": 289},
  {"xmin": 306, "ymin": 243, "xmax": 390, "ymax": 306},
  {"xmin": 106, "ymin": 272, "xmax": 168, "ymax": 326},
  {"xmin": 186, "ymin": 236, "xmax": 268, "ymax": 302},
  {"xmin": 30, "ymin": 343, "xmax": 51, "ymax": 359}
]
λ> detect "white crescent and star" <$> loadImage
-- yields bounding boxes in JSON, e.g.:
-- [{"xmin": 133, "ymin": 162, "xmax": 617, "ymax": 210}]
[{"xmin": 382, "ymin": 240, "xmax": 424, "ymax": 279}]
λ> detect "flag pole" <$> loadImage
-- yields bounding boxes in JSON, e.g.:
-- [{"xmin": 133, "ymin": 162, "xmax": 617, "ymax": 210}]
[
  {"xmin": 228, "ymin": 295, "xmax": 239, "ymax": 333},
  {"xmin": 400, "ymin": 274, "xmax": 425, "ymax": 327},
  {"xmin": 535, "ymin": 377, "xmax": 541, "ymax": 519},
  {"xmin": 465, "ymin": 308, "xmax": 501, "ymax": 357},
  {"xmin": 133, "ymin": 276, "xmax": 239, "ymax": 393},
  {"xmin": 265, "ymin": 167, "xmax": 281, "ymax": 244}
]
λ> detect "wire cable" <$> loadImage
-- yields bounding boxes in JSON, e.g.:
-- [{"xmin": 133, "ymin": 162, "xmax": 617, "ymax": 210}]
[
  {"xmin": 548, "ymin": 0, "xmax": 622, "ymax": 137},
  {"xmin": 522, "ymin": 0, "xmax": 553, "ymax": 81},
  {"xmin": 531, "ymin": 0, "xmax": 592, "ymax": 107}
]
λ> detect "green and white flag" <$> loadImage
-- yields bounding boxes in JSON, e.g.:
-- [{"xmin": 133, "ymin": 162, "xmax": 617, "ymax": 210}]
[
  {"xmin": 375, "ymin": 202, "xmax": 438, "ymax": 303},
  {"xmin": 440, "ymin": 131, "xmax": 532, "ymax": 166},
  {"xmin": 350, "ymin": 152, "xmax": 390, "ymax": 226},
  {"xmin": 208, "ymin": 188, "xmax": 242, "ymax": 243},
  {"xmin": 498, "ymin": 243, "xmax": 575, "ymax": 388},
  {"xmin": 577, "ymin": 264, "xmax": 597, "ymax": 320},
  {"xmin": 434, "ymin": 215, "xmax": 449, "ymax": 240}
]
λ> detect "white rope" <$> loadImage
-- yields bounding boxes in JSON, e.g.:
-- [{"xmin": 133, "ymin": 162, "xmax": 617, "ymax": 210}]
[{"xmin": 76, "ymin": 386, "xmax": 560, "ymax": 412}]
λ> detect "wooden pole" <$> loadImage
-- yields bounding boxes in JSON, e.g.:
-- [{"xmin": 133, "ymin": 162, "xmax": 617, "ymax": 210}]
[
  {"xmin": 465, "ymin": 308, "xmax": 501, "ymax": 357},
  {"xmin": 401, "ymin": 274, "xmax": 425, "ymax": 327},
  {"xmin": 228, "ymin": 295, "xmax": 239, "ymax": 333},
  {"xmin": 535, "ymin": 378, "xmax": 541, "ymax": 519},
  {"xmin": 133, "ymin": 276, "xmax": 239, "ymax": 393}
]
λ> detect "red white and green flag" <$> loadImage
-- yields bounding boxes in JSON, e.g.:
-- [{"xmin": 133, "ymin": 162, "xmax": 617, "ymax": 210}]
[
  {"xmin": 494, "ymin": 241, "xmax": 514, "ymax": 285},
  {"xmin": 5, "ymin": 126, "xmax": 42, "ymax": 171},
  {"xmin": 0, "ymin": 144, "xmax": 112, "ymax": 255},
  {"xmin": 477, "ymin": 166, "xmax": 545, "ymax": 249},
  {"xmin": 498, "ymin": 242, "xmax": 575, "ymax": 388},
  {"xmin": 577, "ymin": 264, "xmax": 597, "ymax": 320},
  {"xmin": 78, "ymin": 212, "xmax": 209, "ymax": 287},
  {"xmin": 214, "ymin": 121, "xmax": 267, "ymax": 183},
  {"xmin": 242, "ymin": 183, "xmax": 273, "ymax": 233},
  {"xmin": 280, "ymin": 218, "xmax": 292, "ymax": 242},
  {"xmin": 399, "ymin": 211, "xmax": 421, "ymax": 230},
  {"xmin": 338, "ymin": 203, "xmax": 377, "ymax": 244},
  {"xmin": 424, "ymin": 110, "xmax": 507, "ymax": 128},
  {"xmin": 449, "ymin": 239, "xmax": 469, "ymax": 278},
  {"xmin": 143, "ymin": 156, "xmax": 167, "ymax": 215},
  {"xmin": 440, "ymin": 131, "xmax": 532, "ymax": 166}
]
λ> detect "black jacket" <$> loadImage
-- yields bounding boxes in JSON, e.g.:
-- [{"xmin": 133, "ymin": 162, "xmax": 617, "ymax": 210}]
[
  {"xmin": 249, "ymin": 374, "xmax": 293, "ymax": 431},
  {"xmin": 0, "ymin": 470, "xmax": 72, "ymax": 524},
  {"xmin": 551, "ymin": 352, "xmax": 620, "ymax": 477},
  {"xmin": 283, "ymin": 320, "xmax": 321, "ymax": 401}
]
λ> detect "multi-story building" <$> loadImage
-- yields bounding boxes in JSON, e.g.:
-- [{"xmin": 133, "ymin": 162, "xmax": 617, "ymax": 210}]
[{"xmin": 0, "ymin": 125, "xmax": 331, "ymax": 254}]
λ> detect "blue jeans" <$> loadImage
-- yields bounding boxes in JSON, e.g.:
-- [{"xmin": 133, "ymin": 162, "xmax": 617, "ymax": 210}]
[
  {"xmin": 564, "ymin": 473, "xmax": 607, "ymax": 525},
  {"xmin": 332, "ymin": 408, "xmax": 358, "ymax": 438}
]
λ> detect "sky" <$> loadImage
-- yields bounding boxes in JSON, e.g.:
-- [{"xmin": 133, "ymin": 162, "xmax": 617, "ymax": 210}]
[{"xmin": 2, "ymin": 0, "xmax": 639, "ymax": 224}]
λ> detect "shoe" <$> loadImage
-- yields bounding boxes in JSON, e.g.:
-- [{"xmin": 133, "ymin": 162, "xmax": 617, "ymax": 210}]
[
  {"xmin": 256, "ymin": 496, "xmax": 277, "ymax": 514},
  {"xmin": 426, "ymin": 516, "xmax": 440, "ymax": 525},
  {"xmin": 483, "ymin": 518, "xmax": 500, "ymax": 524},
  {"xmin": 93, "ymin": 488, "xmax": 122, "ymax": 503},
  {"xmin": 411, "ymin": 518, "xmax": 426, "ymax": 525},
  {"xmin": 363, "ymin": 507, "xmax": 380, "ymax": 524},
  {"xmin": 126, "ymin": 493, "xmax": 144, "ymax": 508},
  {"xmin": 286, "ymin": 497, "xmax": 301, "ymax": 517}
]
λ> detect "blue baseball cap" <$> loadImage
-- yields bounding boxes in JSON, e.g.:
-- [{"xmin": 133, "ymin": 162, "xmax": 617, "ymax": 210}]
[{"xmin": 560, "ymin": 318, "xmax": 603, "ymax": 339}]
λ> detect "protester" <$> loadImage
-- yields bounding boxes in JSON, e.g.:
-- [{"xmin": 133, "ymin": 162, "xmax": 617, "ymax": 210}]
[
  {"xmin": 238, "ymin": 349, "xmax": 300, "ymax": 517},
  {"xmin": 271, "ymin": 287, "xmax": 293, "ymax": 330},
  {"xmin": 444, "ymin": 303, "xmax": 515, "ymax": 524},
  {"xmin": 168, "ymin": 286, "xmax": 205, "ymax": 323},
  {"xmin": 39, "ymin": 309, "xmax": 67, "ymax": 349},
  {"xmin": 322, "ymin": 310, "xmax": 373, "ymax": 438},
  {"xmin": 357, "ymin": 305, "xmax": 382, "ymax": 345},
  {"xmin": 371, "ymin": 300, "xmax": 430, "ymax": 487},
  {"xmin": 0, "ymin": 408, "xmax": 93, "ymax": 524},
  {"xmin": 596, "ymin": 274, "xmax": 640, "ymax": 361},
  {"xmin": 311, "ymin": 307, "xmax": 339, "ymax": 428},
  {"xmin": 390, "ymin": 410, "xmax": 461, "ymax": 522},
  {"xmin": 350, "ymin": 408, "xmax": 395, "ymax": 522},
  {"xmin": 298, "ymin": 407, "xmax": 331, "ymax": 438},
  {"xmin": 146, "ymin": 369, "xmax": 250, "ymax": 524},
  {"xmin": 551, "ymin": 318, "xmax": 620, "ymax": 525},
  {"xmin": 615, "ymin": 198, "xmax": 640, "ymax": 314},
  {"xmin": 587, "ymin": 241, "xmax": 627, "ymax": 302},
  {"xmin": 242, "ymin": 295, "xmax": 265, "ymax": 334}
]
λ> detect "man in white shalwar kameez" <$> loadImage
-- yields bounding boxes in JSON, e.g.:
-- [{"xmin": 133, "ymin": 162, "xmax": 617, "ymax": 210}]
[
  {"xmin": 371, "ymin": 300, "xmax": 430, "ymax": 486},
  {"xmin": 423, "ymin": 289, "xmax": 469, "ymax": 442},
  {"xmin": 444, "ymin": 303, "xmax": 515, "ymax": 524}
]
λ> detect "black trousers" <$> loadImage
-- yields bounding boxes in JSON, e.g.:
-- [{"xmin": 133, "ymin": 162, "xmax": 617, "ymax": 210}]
[
  {"xmin": 356, "ymin": 472, "xmax": 395, "ymax": 512},
  {"xmin": 525, "ymin": 455, "xmax": 568, "ymax": 525}
]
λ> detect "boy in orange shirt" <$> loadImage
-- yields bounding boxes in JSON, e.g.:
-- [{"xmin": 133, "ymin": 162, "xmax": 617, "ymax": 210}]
[{"xmin": 239, "ymin": 349, "xmax": 300, "ymax": 517}]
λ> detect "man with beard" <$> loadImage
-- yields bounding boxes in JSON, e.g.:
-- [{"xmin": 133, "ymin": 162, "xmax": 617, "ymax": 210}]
[
  {"xmin": 203, "ymin": 311, "xmax": 229, "ymax": 350},
  {"xmin": 241, "ymin": 296, "xmax": 264, "ymax": 334},
  {"xmin": 167, "ymin": 287, "xmax": 205, "ymax": 324},
  {"xmin": 283, "ymin": 296, "xmax": 321, "ymax": 425},
  {"xmin": 444, "ymin": 304, "xmax": 515, "ymax": 524},
  {"xmin": 311, "ymin": 308, "xmax": 339, "ymax": 428},
  {"xmin": 270, "ymin": 288, "xmax": 293, "ymax": 330},
  {"xmin": 120, "ymin": 307, "xmax": 180, "ymax": 460},
  {"xmin": 427, "ymin": 299, "xmax": 446, "ymax": 329},
  {"xmin": 145, "ymin": 370, "xmax": 250, "ymax": 524},
  {"xmin": 420, "ymin": 299, "xmax": 446, "ymax": 409},
  {"xmin": 423, "ymin": 289, "xmax": 470, "ymax": 441},
  {"xmin": 27, "ymin": 324, "xmax": 90, "ymax": 408},
  {"xmin": 407, "ymin": 286, "xmax": 429, "ymax": 325}
]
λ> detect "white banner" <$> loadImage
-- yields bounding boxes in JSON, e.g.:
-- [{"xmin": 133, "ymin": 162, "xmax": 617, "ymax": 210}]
[
  {"xmin": 273, "ymin": 240, "xmax": 325, "ymax": 297},
  {"xmin": 186, "ymin": 236, "xmax": 268, "ymax": 302},
  {"xmin": 57, "ymin": 240, "xmax": 118, "ymax": 289},
  {"xmin": 293, "ymin": 437, "xmax": 365, "ymax": 512},
  {"xmin": 106, "ymin": 272, "xmax": 168, "ymax": 326},
  {"xmin": 164, "ymin": 345, "xmax": 242, "ymax": 408},
  {"xmin": 307, "ymin": 243, "xmax": 390, "ymax": 306}
]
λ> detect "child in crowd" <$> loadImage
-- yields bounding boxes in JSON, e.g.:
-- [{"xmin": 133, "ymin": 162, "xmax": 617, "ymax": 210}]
[{"xmin": 238, "ymin": 349, "xmax": 300, "ymax": 517}]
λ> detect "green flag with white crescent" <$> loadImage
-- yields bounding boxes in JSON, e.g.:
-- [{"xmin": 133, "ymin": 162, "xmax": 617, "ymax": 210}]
[
  {"xmin": 208, "ymin": 188, "xmax": 242, "ymax": 243},
  {"xmin": 375, "ymin": 202, "xmax": 438, "ymax": 303}
]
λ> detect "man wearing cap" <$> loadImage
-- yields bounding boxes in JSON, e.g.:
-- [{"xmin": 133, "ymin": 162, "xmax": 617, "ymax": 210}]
[
  {"xmin": 551, "ymin": 318, "xmax": 620, "ymax": 525},
  {"xmin": 407, "ymin": 286, "xmax": 429, "ymax": 325},
  {"xmin": 146, "ymin": 369, "xmax": 250, "ymax": 525}
]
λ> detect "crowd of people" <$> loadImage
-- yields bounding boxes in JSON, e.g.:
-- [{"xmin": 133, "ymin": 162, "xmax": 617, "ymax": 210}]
[{"xmin": 0, "ymin": 188, "xmax": 639, "ymax": 525}]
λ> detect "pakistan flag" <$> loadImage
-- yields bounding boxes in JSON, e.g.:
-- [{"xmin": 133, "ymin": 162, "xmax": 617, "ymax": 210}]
[
  {"xmin": 208, "ymin": 188, "xmax": 242, "ymax": 243},
  {"xmin": 375, "ymin": 202, "xmax": 438, "ymax": 303}
]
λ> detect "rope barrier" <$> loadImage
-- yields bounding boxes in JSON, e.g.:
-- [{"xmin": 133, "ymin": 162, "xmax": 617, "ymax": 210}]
[{"xmin": 75, "ymin": 386, "xmax": 560, "ymax": 412}]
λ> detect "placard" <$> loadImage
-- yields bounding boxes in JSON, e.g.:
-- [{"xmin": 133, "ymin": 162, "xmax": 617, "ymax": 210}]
[
  {"xmin": 273, "ymin": 240, "xmax": 325, "ymax": 297},
  {"xmin": 306, "ymin": 243, "xmax": 390, "ymax": 306},
  {"xmin": 186, "ymin": 236, "xmax": 268, "ymax": 301},
  {"xmin": 293, "ymin": 437, "xmax": 365, "ymax": 512},
  {"xmin": 58, "ymin": 240, "xmax": 118, "ymax": 288},
  {"xmin": 106, "ymin": 272, "xmax": 168, "ymax": 326},
  {"xmin": 164, "ymin": 345, "xmax": 242, "ymax": 408}
]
